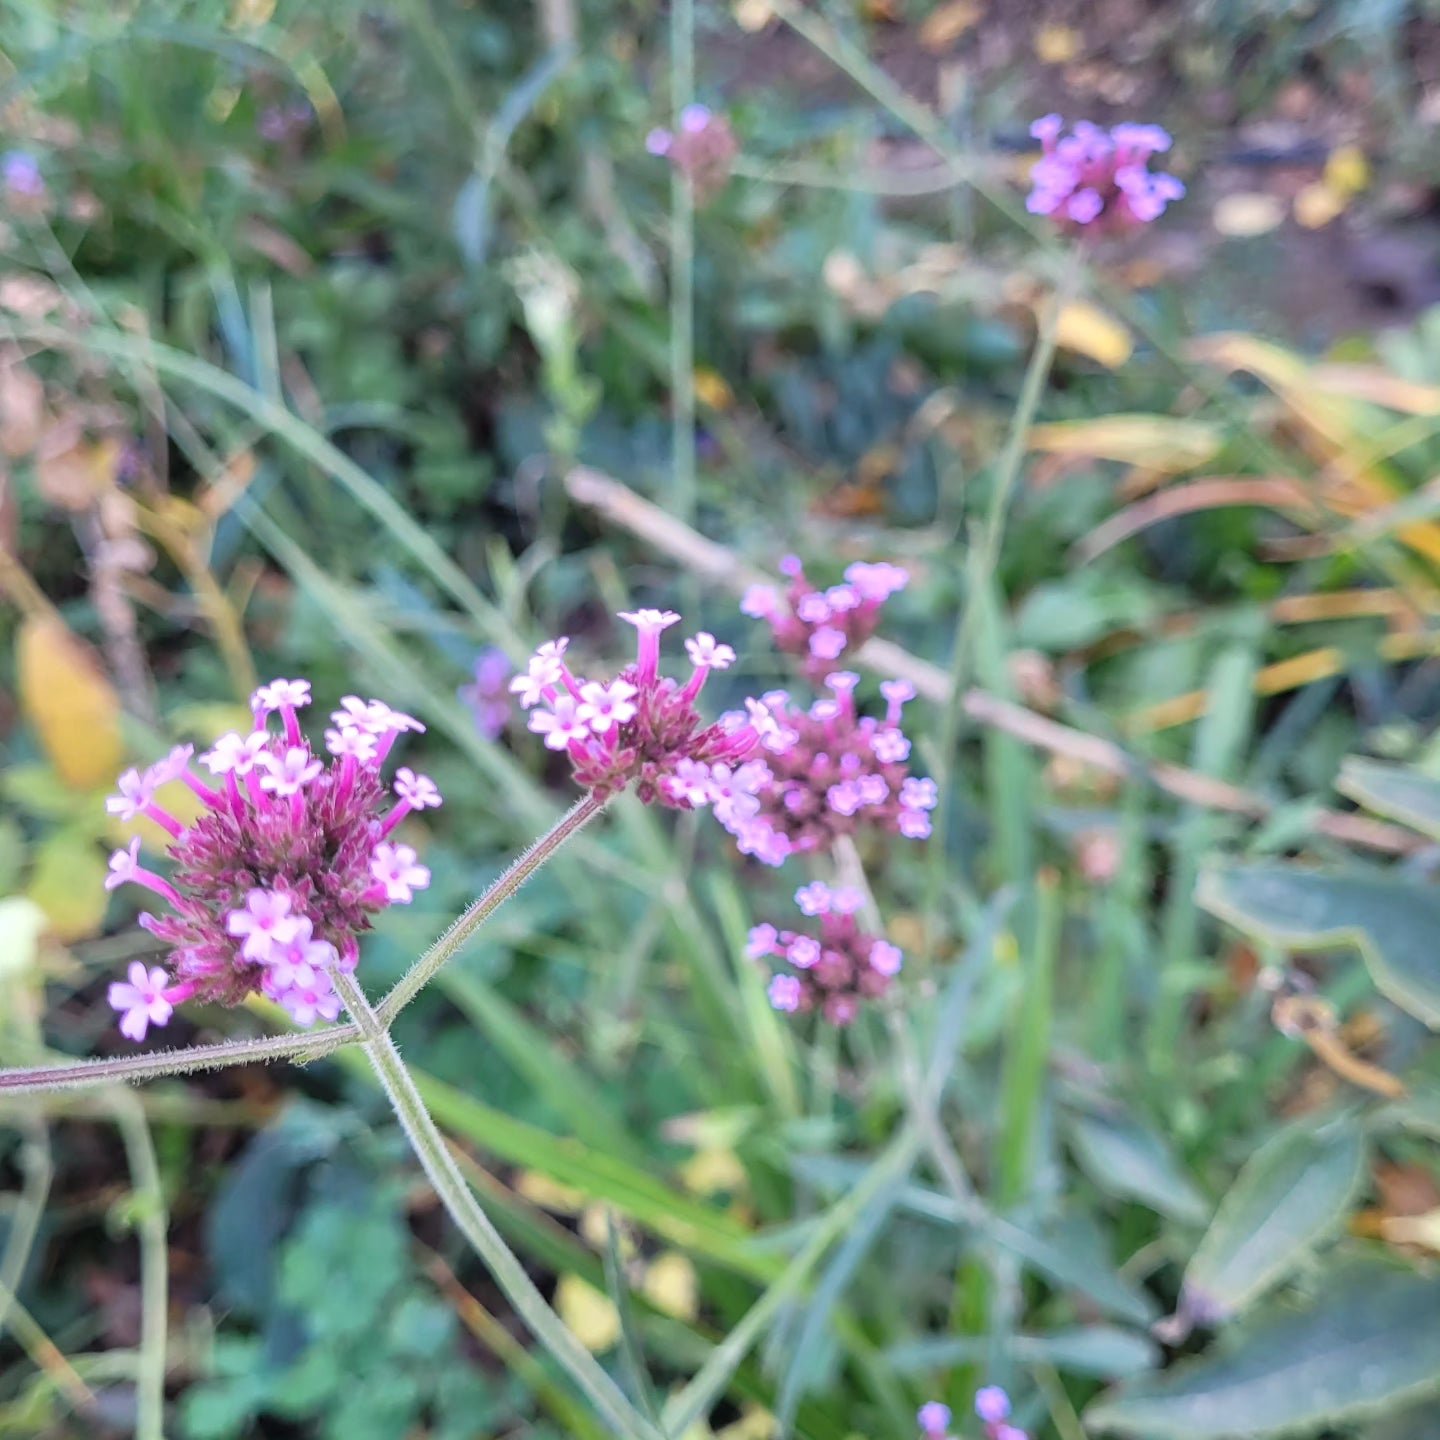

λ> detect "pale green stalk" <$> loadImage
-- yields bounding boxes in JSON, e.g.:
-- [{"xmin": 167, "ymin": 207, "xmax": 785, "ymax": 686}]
[
  {"xmin": 332, "ymin": 968, "xmax": 663, "ymax": 1440},
  {"xmin": 669, "ymin": 0, "xmax": 696, "ymax": 527},
  {"xmin": 109, "ymin": 1091, "xmax": 168, "ymax": 1440}
]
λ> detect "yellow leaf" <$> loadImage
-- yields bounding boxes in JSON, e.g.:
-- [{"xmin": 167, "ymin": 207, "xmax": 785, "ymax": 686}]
[
  {"xmin": 27, "ymin": 833, "xmax": 108, "ymax": 941},
  {"xmin": 580, "ymin": 1205, "xmax": 637, "ymax": 1258},
  {"xmin": 554, "ymin": 1276, "xmax": 621, "ymax": 1353},
  {"xmin": 1027, "ymin": 415, "xmax": 1222, "ymax": 471},
  {"xmin": 1034, "ymin": 23, "xmax": 1080, "ymax": 62},
  {"xmin": 229, "ymin": 0, "xmax": 277, "ymax": 25},
  {"xmin": 18, "ymin": 616, "xmax": 124, "ymax": 790},
  {"xmin": 918, "ymin": 0, "xmax": 983, "ymax": 49},
  {"xmin": 1382, "ymin": 1209, "xmax": 1440, "ymax": 1253},
  {"xmin": 35, "ymin": 427, "xmax": 121, "ymax": 512},
  {"xmin": 693, "ymin": 367, "xmax": 734, "ymax": 412},
  {"xmin": 717, "ymin": 1404, "xmax": 779, "ymax": 1440},
  {"xmin": 0, "ymin": 897, "xmax": 48, "ymax": 979},
  {"xmin": 514, "ymin": 1170, "xmax": 586, "ymax": 1214},
  {"xmin": 1213, "ymin": 192, "xmax": 1285, "ymax": 238},
  {"xmin": 1294, "ymin": 180, "xmax": 1346, "ymax": 230},
  {"xmin": 1325, "ymin": 144, "xmax": 1370, "ymax": 198},
  {"xmin": 641, "ymin": 1251, "xmax": 699, "ymax": 1321},
  {"xmin": 679, "ymin": 1147, "xmax": 747, "ymax": 1196},
  {"xmin": 1054, "ymin": 300, "xmax": 1134, "ymax": 368}
]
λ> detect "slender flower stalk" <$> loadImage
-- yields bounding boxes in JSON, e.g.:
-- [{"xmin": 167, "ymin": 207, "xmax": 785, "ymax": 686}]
[{"xmin": 332, "ymin": 968, "xmax": 665, "ymax": 1440}]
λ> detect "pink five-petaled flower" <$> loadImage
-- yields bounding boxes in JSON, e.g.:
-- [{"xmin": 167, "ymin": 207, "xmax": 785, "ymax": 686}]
[
  {"xmin": 103, "ymin": 680, "xmax": 438, "ymax": 1040},
  {"xmin": 105, "ymin": 768, "xmax": 155, "ymax": 823},
  {"xmin": 529, "ymin": 694, "xmax": 592, "ymax": 751},
  {"xmin": 370, "ymin": 842, "xmax": 431, "ymax": 904},
  {"xmin": 750, "ymin": 887, "xmax": 904, "ymax": 1025},
  {"xmin": 107, "ymin": 962, "xmax": 176, "ymax": 1043},
  {"xmin": 1026, "ymin": 115, "xmax": 1183, "ymax": 234},
  {"xmin": 646, "ymin": 103, "xmax": 738, "ymax": 200},
  {"xmin": 201, "ymin": 730, "xmax": 271, "ymax": 776},
  {"xmin": 259, "ymin": 746, "xmax": 323, "ymax": 796},
  {"xmin": 394, "ymin": 768, "xmax": 443, "ymax": 810},
  {"xmin": 576, "ymin": 679, "xmax": 639, "ymax": 735},
  {"xmin": 225, "ymin": 888, "xmax": 301, "ymax": 962},
  {"xmin": 684, "ymin": 633, "xmax": 736, "ymax": 670}
]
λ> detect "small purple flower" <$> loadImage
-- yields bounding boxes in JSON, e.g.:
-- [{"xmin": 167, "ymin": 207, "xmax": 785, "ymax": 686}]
[
  {"xmin": 2, "ymin": 151, "xmax": 44, "ymax": 200},
  {"xmin": 459, "ymin": 647, "xmax": 512, "ymax": 741},
  {"xmin": 646, "ymin": 105, "xmax": 738, "ymax": 199},
  {"xmin": 107, "ymin": 963, "xmax": 175, "ymax": 1043},
  {"xmin": 370, "ymin": 842, "xmax": 431, "ymax": 904},
  {"xmin": 975, "ymin": 1387, "xmax": 1011, "ymax": 1424},
  {"xmin": 918, "ymin": 1402, "xmax": 952, "ymax": 1438},
  {"xmin": 226, "ymin": 889, "xmax": 301, "ymax": 963},
  {"xmin": 768, "ymin": 973, "xmax": 803, "ymax": 1012}
]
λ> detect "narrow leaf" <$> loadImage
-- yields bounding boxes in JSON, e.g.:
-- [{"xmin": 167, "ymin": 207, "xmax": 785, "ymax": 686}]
[
  {"xmin": 1068, "ymin": 1108, "xmax": 1209, "ymax": 1225},
  {"xmin": 1338, "ymin": 756, "xmax": 1440, "ymax": 842}
]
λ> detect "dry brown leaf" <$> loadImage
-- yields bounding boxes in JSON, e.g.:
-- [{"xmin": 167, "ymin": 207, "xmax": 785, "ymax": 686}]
[
  {"xmin": 919, "ymin": 0, "xmax": 983, "ymax": 49},
  {"xmin": 17, "ymin": 614, "xmax": 124, "ymax": 789},
  {"xmin": 0, "ymin": 355, "xmax": 44, "ymax": 457},
  {"xmin": 35, "ymin": 423, "xmax": 122, "ymax": 512}
]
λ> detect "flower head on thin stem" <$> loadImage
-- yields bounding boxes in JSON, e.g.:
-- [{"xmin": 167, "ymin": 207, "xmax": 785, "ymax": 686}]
[
  {"xmin": 103, "ymin": 679, "xmax": 437, "ymax": 1039},
  {"xmin": 646, "ymin": 103, "xmax": 738, "ymax": 200},
  {"xmin": 748, "ymin": 883, "xmax": 904, "ymax": 1026},
  {"xmin": 742, "ymin": 556, "xmax": 908, "ymax": 680},
  {"xmin": 459, "ymin": 647, "xmax": 513, "ymax": 740},
  {"xmin": 515, "ymin": 611, "xmax": 775, "ymax": 806}
]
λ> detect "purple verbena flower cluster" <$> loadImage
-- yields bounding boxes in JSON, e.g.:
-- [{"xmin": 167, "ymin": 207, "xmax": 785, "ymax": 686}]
[
  {"xmin": 459, "ymin": 646, "xmax": 512, "ymax": 740},
  {"xmin": 747, "ymin": 882, "xmax": 904, "ymax": 1025},
  {"xmin": 711, "ymin": 671, "xmax": 934, "ymax": 867},
  {"xmin": 646, "ymin": 103, "xmax": 739, "ymax": 199},
  {"xmin": 1026, "ymin": 116, "xmax": 1183, "ymax": 232},
  {"xmin": 918, "ymin": 1389, "xmax": 1027, "ymax": 1440},
  {"xmin": 512, "ymin": 610, "xmax": 779, "ymax": 806},
  {"xmin": 104, "ymin": 680, "xmax": 438, "ymax": 1041},
  {"xmin": 2, "ymin": 151, "xmax": 44, "ymax": 201},
  {"xmin": 741, "ymin": 555, "xmax": 908, "ymax": 681}
]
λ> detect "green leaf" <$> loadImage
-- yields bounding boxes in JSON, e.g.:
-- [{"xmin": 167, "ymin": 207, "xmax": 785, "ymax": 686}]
[
  {"xmin": 1087, "ymin": 1264, "xmax": 1440, "ymax": 1438},
  {"xmin": 1198, "ymin": 863, "xmax": 1440, "ymax": 1027},
  {"xmin": 1181, "ymin": 1119, "xmax": 1365, "ymax": 1322},
  {"xmin": 889, "ymin": 1326, "xmax": 1158, "ymax": 1380},
  {"xmin": 1338, "ymin": 756, "xmax": 1440, "ymax": 841},
  {"xmin": 1068, "ymin": 1108, "xmax": 1209, "ymax": 1224}
]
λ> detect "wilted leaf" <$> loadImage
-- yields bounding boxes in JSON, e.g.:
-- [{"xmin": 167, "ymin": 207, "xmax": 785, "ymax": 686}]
[
  {"xmin": 26, "ymin": 831, "xmax": 108, "ymax": 941},
  {"xmin": 1068, "ymin": 1109, "xmax": 1208, "ymax": 1224},
  {"xmin": 1180, "ymin": 1119, "xmax": 1366, "ymax": 1321},
  {"xmin": 1337, "ymin": 757, "xmax": 1440, "ymax": 842},
  {"xmin": 555, "ymin": 1275, "xmax": 621, "ymax": 1353},
  {"xmin": 1199, "ymin": 863, "xmax": 1440, "ymax": 1027},
  {"xmin": 17, "ymin": 615, "xmax": 124, "ymax": 790},
  {"xmin": 1055, "ymin": 301, "xmax": 1134, "ymax": 368},
  {"xmin": 0, "ymin": 354, "xmax": 43, "ymax": 457},
  {"xmin": 1027, "ymin": 416, "xmax": 1222, "ymax": 471},
  {"xmin": 1088, "ymin": 1264, "xmax": 1440, "ymax": 1437},
  {"xmin": 918, "ymin": 0, "xmax": 983, "ymax": 48},
  {"xmin": 35, "ymin": 424, "xmax": 121, "ymax": 511}
]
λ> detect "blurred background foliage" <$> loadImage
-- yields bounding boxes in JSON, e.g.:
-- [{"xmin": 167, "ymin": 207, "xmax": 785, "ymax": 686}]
[{"xmin": 7, "ymin": 0, "xmax": 1440, "ymax": 1437}]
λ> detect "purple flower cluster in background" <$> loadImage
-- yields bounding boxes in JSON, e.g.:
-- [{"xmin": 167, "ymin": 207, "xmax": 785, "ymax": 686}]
[
  {"xmin": 748, "ymin": 882, "xmax": 903, "ymax": 1025},
  {"xmin": 1026, "ymin": 116, "xmax": 1183, "ymax": 232},
  {"xmin": 646, "ymin": 103, "xmax": 738, "ymax": 200},
  {"xmin": 712, "ymin": 670, "xmax": 935, "ymax": 867},
  {"xmin": 459, "ymin": 646, "xmax": 512, "ymax": 740},
  {"xmin": 104, "ymin": 680, "xmax": 438, "ymax": 1039},
  {"xmin": 918, "ymin": 1389, "xmax": 1027, "ymax": 1440},
  {"xmin": 742, "ymin": 555, "xmax": 908, "ymax": 681}
]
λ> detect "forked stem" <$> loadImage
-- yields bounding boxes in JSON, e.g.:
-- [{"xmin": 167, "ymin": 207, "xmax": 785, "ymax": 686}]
[{"xmin": 332, "ymin": 967, "xmax": 664, "ymax": 1440}]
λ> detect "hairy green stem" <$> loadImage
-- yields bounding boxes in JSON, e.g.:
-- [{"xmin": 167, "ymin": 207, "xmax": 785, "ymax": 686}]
[
  {"xmin": 109, "ymin": 1091, "xmax": 168, "ymax": 1440},
  {"xmin": 332, "ymin": 968, "xmax": 662, "ymax": 1440},
  {"xmin": 0, "ymin": 794, "xmax": 608, "ymax": 1097}
]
